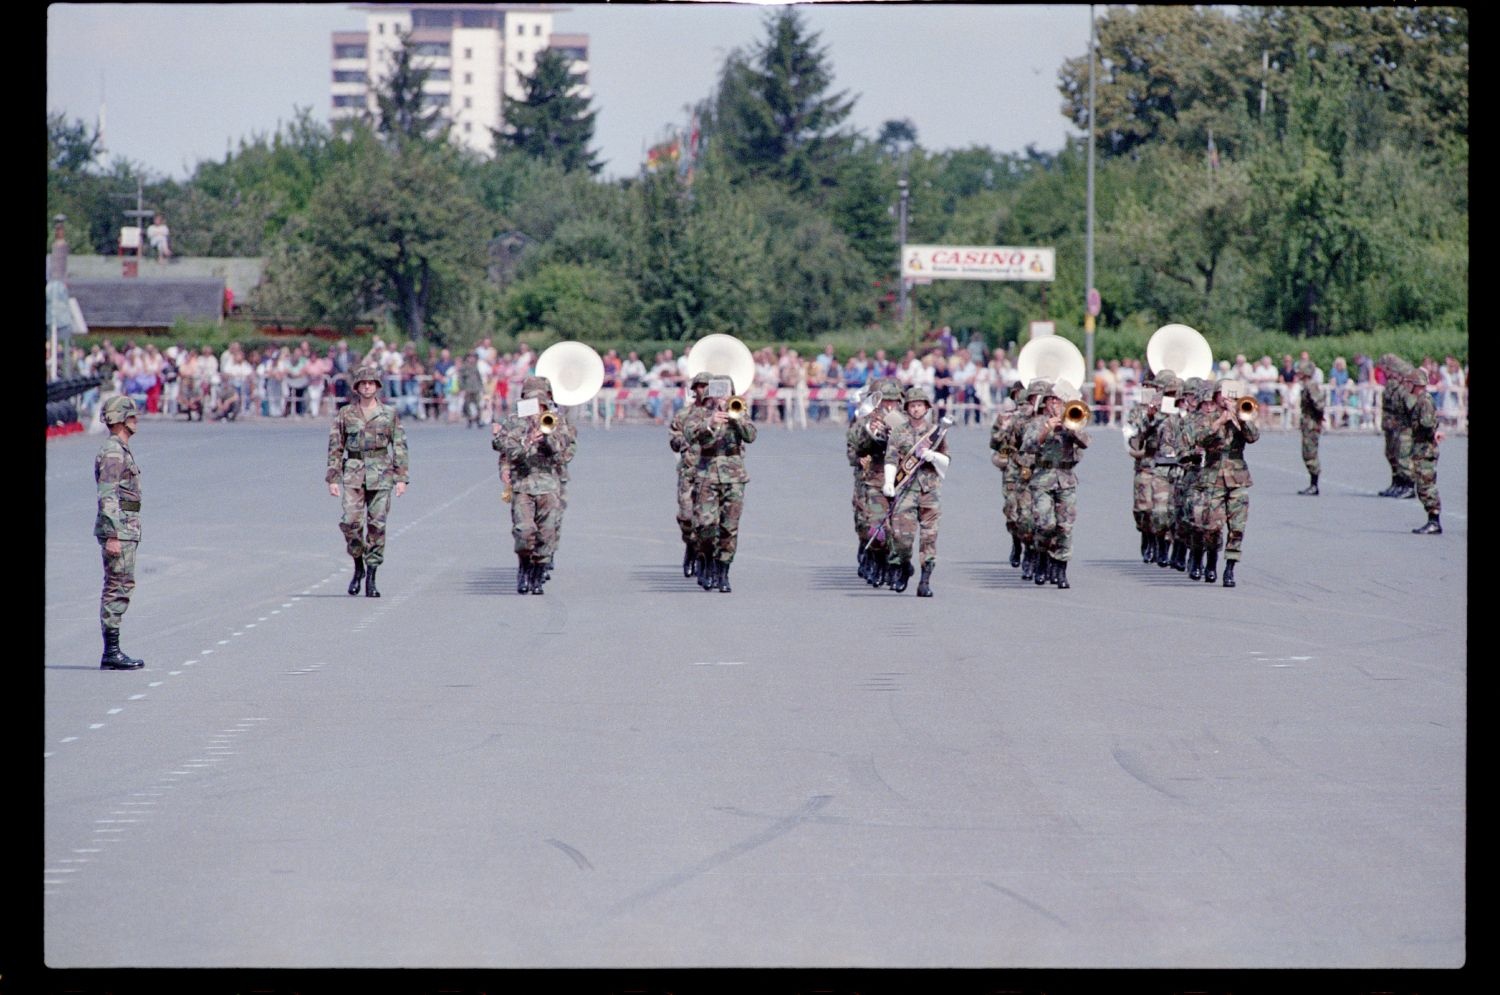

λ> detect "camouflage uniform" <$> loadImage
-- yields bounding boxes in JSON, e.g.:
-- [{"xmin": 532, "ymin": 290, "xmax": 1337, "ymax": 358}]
[
  {"xmin": 1195, "ymin": 381, "xmax": 1260, "ymax": 586},
  {"xmin": 988, "ymin": 381, "xmax": 1027, "ymax": 565},
  {"xmin": 459, "ymin": 359, "xmax": 484, "ymax": 428},
  {"xmin": 1378, "ymin": 355, "xmax": 1414, "ymax": 495},
  {"xmin": 95, "ymin": 398, "xmax": 143, "ymax": 658},
  {"xmin": 670, "ymin": 374, "xmax": 711, "ymax": 558},
  {"xmin": 1184, "ymin": 382, "xmax": 1221, "ymax": 576},
  {"xmin": 883, "ymin": 388, "xmax": 950, "ymax": 580},
  {"xmin": 1297, "ymin": 362, "xmax": 1325, "ymax": 489},
  {"xmin": 1123, "ymin": 378, "xmax": 1160, "ymax": 558},
  {"xmin": 1146, "ymin": 373, "xmax": 1183, "ymax": 564},
  {"xmin": 495, "ymin": 377, "xmax": 577, "ymax": 591},
  {"xmin": 1010, "ymin": 381, "xmax": 1050, "ymax": 577},
  {"xmin": 1405, "ymin": 369, "xmax": 1442, "ymax": 531},
  {"xmin": 1022, "ymin": 385, "xmax": 1090, "ymax": 583},
  {"xmin": 1169, "ymin": 379, "xmax": 1207, "ymax": 571},
  {"xmin": 326, "ymin": 370, "xmax": 410, "ymax": 570},
  {"xmin": 849, "ymin": 380, "xmax": 902, "ymax": 580},
  {"xmin": 686, "ymin": 378, "xmax": 757, "ymax": 590}
]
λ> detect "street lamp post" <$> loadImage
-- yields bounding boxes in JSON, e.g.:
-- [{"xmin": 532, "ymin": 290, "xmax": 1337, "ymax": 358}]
[
  {"xmin": 897, "ymin": 178, "xmax": 910, "ymax": 326},
  {"xmin": 1084, "ymin": 4, "xmax": 1098, "ymax": 375}
]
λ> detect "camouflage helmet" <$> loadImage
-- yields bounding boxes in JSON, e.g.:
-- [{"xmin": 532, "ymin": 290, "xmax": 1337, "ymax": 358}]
[
  {"xmin": 351, "ymin": 366, "xmax": 382, "ymax": 388},
  {"xmin": 1007, "ymin": 380, "xmax": 1026, "ymax": 400},
  {"xmin": 521, "ymin": 375, "xmax": 552, "ymax": 400},
  {"xmin": 877, "ymin": 380, "xmax": 905, "ymax": 402},
  {"xmin": 1197, "ymin": 380, "xmax": 1217, "ymax": 403},
  {"xmin": 1182, "ymin": 376, "xmax": 1203, "ymax": 397},
  {"xmin": 1295, "ymin": 360, "xmax": 1318, "ymax": 379},
  {"xmin": 1155, "ymin": 372, "xmax": 1181, "ymax": 395},
  {"xmin": 99, "ymin": 394, "xmax": 139, "ymax": 426},
  {"xmin": 689, "ymin": 371, "xmax": 713, "ymax": 389},
  {"xmin": 1025, "ymin": 379, "xmax": 1051, "ymax": 402},
  {"xmin": 904, "ymin": 385, "xmax": 933, "ymax": 406}
]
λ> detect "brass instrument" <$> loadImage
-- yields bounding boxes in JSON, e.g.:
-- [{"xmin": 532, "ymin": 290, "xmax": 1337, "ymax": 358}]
[
  {"xmin": 1016, "ymin": 335, "xmax": 1086, "ymax": 394},
  {"xmin": 685, "ymin": 334, "xmax": 757, "ymax": 395},
  {"xmin": 726, "ymin": 396, "xmax": 747, "ymax": 419},
  {"xmin": 534, "ymin": 341, "xmax": 605, "ymax": 406},
  {"xmin": 1063, "ymin": 399, "xmax": 1090, "ymax": 429},
  {"xmin": 1146, "ymin": 323, "xmax": 1214, "ymax": 381},
  {"xmin": 1237, "ymin": 396, "xmax": 1258, "ymax": 419},
  {"xmin": 539, "ymin": 411, "xmax": 558, "ymax": 434}
]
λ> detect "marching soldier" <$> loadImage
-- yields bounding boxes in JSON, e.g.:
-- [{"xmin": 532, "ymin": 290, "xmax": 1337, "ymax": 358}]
[
  {"xmin": 1168, "ymin": 378, "xmax": 1206, "ymax": 573},
  {"xmin": 459, "ymin": 352, "xmax": 484, "ymax": 428},
  {"xmin": 1195, "ymin": 379, "xmax": 1259, "ymax": 587},
  {"xmin": 1022, "ymin": 381, "xmax": 1090, "ymax": 589},
  {"xmin": 1296, "ymin": 361, "xmax": 1325, "ymax": 495},
  {"xmin": 686, "ymin": 375, "xmax": 757, "ymax": 592},
  {"xmin": 95, "ymin": 395, "xmax": 145, "ymax": 670},
  {"xmin": 1146, "ymin": 372, "xmax": 1183, "ymax": 568},
  {"xmin": 850, "ymin": 380, "xmax": 903, "ymax": 584},
  {"xmin": 1123, "ymin": 376, "xmax": 1160, "ymax": 562},
  {"xmin": 494, "ymin": 376, "xmax": 577, "ymax": 594},
  {"xmin": 1184, "ymin": 381, "xmax": 1217, "ymax": 579},
  {"xmin": 881, "ymin": 386, "xmax": 951, "ymax": 595},
  {"xmin": 988, "ymin": 380, "xmax": 1027, "ymax": 568},
  {"xmin": 1405, "ymin": 367, "xmax": 1444, "ymax": 534},
  {"xmin": 670, "ymin": 373, "xmax": 712, "ymax": 576},
  {"xmin": 326, "ymin": 366, "xmax": 409, "ymax": 598},
  {"xmin": 1014, "ymin": 380, "xmax": 1049, "ymax": 580}
]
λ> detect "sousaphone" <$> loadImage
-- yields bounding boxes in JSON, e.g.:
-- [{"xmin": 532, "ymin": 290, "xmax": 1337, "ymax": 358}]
[
  {"xmin": 1015, "ymin": 335, "xmax": 1086, "ymax": 399},
  {"xmin": 685, "ymin": 333, "xmax": 756, "ymax": 395},
  {"xmin": 1146, "ymin": 323, "xmax": 1213, "ymax": 381},
  {"xmin": 534, "ymin": 341, "xmax": 605, "ymax": 406}
]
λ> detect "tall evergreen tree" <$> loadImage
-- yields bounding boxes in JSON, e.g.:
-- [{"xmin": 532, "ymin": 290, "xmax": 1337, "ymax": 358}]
[
  {"xmin": 711, "ymin": 7, "xmax": 856, "ymax": 193},
  {"xmin": 374, "ymin": 28, "xmax": 448, "ymax": 145},
  {"xmin": 496, "ymin": 48, "xmax": 601, "ymax": 175}
]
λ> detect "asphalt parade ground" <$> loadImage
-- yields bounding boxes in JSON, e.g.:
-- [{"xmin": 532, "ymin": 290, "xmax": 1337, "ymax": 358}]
[{"xmin": 37, "ymin": 414, "xmax": 1466, "ymax": 977}]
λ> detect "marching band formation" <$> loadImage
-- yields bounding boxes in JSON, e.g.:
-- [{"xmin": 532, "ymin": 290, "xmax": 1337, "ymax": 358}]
[{"xmin": 93, "ymin": 323, "xmax": 1451, "ymax": 666}]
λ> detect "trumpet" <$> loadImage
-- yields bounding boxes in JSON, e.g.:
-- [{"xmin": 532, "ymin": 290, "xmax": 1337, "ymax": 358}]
[
  {"xmin": 1237, "ymin": 396, "xmax": 1258, "ymax": 419},
  {"xmin": 1063, "ymin": 399, "xmax": 1090, "ymax": 430},
  {"xmin": 726, "ymin": 396, "xmax": 747, "ymax": 419},
  {"xmin": 539, "ymin": 411, "xmax": 558, "ymax": 434}
]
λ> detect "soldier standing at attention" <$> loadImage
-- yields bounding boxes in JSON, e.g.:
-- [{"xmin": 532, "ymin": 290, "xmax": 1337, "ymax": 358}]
[
  {"xmin": 670, "ymin": 373, "xmax": 712, "ymax": 577},
  {"xmin": 1022, "ymin": 381, "xmax": 1090, "ymax": 589},
  {"xmin": 1377, "ymin": 354, "xmax": 1412, "ymax": 497},
  {"xmin": 850, "ymin": 380, "xmax": 903, "ymax": 585},
  {"xmin": 494, "ymin": 376, "xmax": 576, "ymax": 594},
  {"xmin": 95, "ymin": 395, "xmax": 146, "ymax": 670},
  {"xmin": 1195, "ymin": 380, "xmax": 1259, "ymax": 587},
  {"xmin": 327, "ymin": 366, "xmax": 409, "ymax": 598},
  {"xmin": 1297, "ymin": 360, "xmax": 1326, "ymax": 495},
  {"xmin": 1406, "ymin": 367, "xmax": 1444, "ymax": 535},
  {"xmin": 686, "ymin": 375, "xmax": 757, "ymax": 593},
  {"xmin": 882, "ymin": 386, "xmax": 951, "ymax": 596},
  {"xmin": 459, "ymin": 352, "xmax": 484, "ymax": 429}
]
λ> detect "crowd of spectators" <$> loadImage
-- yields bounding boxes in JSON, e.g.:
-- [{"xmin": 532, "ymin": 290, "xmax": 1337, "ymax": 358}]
[{"xmin": 52, "ymin": 333, "xmax": 1468, "ymax": 433}]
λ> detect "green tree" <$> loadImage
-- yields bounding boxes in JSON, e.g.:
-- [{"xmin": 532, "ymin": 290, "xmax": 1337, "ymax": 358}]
[
  {"xmin": 496, "ymin": 48, "xmax": 601, "ymax": 175},
  {"xmin": 499, "ymin": 261, "xmax": 640, "ymax": 342},
  {"xmin": 374, "ymin": 28, "xmax": 449, "ymax": 145},
  {"xmin": 709, "ymin": 7, "xmax": 856, "ymax": 193},
  {"xmin": 269, "ymin": 126, "xmax": 493, "ymax": 343}
]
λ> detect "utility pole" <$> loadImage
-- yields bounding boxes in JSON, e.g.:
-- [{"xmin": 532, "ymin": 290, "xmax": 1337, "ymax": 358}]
[
  {"xmin": 1084, "ymin": 4, "xmax": 1098, "ymax": 376},
  {"xmin": 897, "ymin": 176, "xmax": 910, "ymax": 328}
]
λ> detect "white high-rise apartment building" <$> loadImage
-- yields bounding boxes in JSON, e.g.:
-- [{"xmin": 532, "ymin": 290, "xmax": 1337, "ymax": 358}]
[{"xmin": 330, "ymin": 3, "xmax": 590, "ymax": 157}]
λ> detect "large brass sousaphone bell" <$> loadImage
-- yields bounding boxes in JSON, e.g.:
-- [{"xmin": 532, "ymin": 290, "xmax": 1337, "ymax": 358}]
[
  {"xmin": 1016, "ymin": 335, "xmax": 1090, "ymax": 423},
  {"xmin": 534, "ymin": 341, "xmax": 606, "ymax": 406},
  {"xmin": 1146, "ymin": 323, "xmax": 1214, "ymax": 382},
  {"xmin": 685, "ymin": 333, "xmax": 757, "ymax": 397}
]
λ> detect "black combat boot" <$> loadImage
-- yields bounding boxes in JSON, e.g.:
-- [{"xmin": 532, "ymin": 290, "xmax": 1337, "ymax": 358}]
[
  {"xmin": 1400, "ymin": 480, "xmax": 1417, "ymax": 498},
  {"xmin": 1188, "ymin": 543, "xmax": 1204, "ymax": 581},
  {"xmin": 700, "ymin": 558, "xmax": 719, "ymax": 591},
  {"xmin": 100, "ymin": 628, "xmax": 144, "ymax": 670},
  {"xmin": 1222, "ymin": 559, "xmax": 1237, "ymax": 587},
  {"xmin": 1298, "ymin": 474, "xmax": 1319, "ymax": 495},
  {"xmin": 1379, "ymin": 474, "xmax": 1398, "ymax": 496},
  {"xmin": 364, "ymin": 566, "xmax": 380, "ymax": 597},
  {"xmin": 347, "ymin": 556, "xmax": 365, "ymax": 595},
  {"xmin": 718, "ymin": 561, "xmax": 732, "ymax": 593},
  {"xmin": 1203, "ymin": 548, "xmax": 1218, "ymax": 584},
  {"xmin": 684, "ymin": 543, "xmax": 697, "ymax": 577},
  {"xmin": 1412, "ymin": 515, "xmax": 1442, "ymax": 535},
  {"xmin": 916, "ymin": 562, "xmax": 934, "ymax": 597},
  {"xmin": 517, "ymin": 556, "xmax": 531, "ymax": 594},
  {"xmin": 696, "ymin": 554, "xmax": 713, "ymax": 589},
  {"xmin": 1010, "ymin": 535, "xmax": 1023, "ymax": 568},
  {"xmin": 1020, "ymin": 544, "xmax": 1035, "ymax": 580},
  {"xmin": 891, "ymin": 560, "xmax": 913, "ymax": 593},
  {"xmin": 1171, "ymin": 539, "xmax": 1188, "ymax": 572},
  {"xmin": 1054, "ymin": 560, "xmax": 1070, "ymax": 589},
  {"xmin": 530, "ymin": 561, "xmax": 545, "ymax": 594},
  {"xmin": 1034, "ymin": 551, "xmax": 1051, "ymax": 586},
  {"xmin": 1156, "ymin": 535, "xmax": 1172, "ymax": 567},
  {"xmin": 1140, "ymin": 531, "xmax": 1152, "ymax": 562},
  {"xmin": 542, "ymin": 558, "xmax": 553, "ymax": 583}
]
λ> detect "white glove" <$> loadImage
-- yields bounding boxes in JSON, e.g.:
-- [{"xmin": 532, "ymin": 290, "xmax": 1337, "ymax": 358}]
[
  {"xmin": 924, "ymin": 450, "xmax": 950, "ymax": 477},
  {"xmin": 882, "ymin": 464, "xmax": 896, "ymax": 498}
]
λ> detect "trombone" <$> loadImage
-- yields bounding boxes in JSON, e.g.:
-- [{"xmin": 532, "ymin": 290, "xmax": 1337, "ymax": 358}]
[{"xmin": 1063, "ymin": 399, "xmax": 1090, "ymax": 430}]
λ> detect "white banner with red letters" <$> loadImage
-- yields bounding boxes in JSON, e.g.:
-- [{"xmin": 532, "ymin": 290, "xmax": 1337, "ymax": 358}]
[{"xmin": 901, "ymin": 244, "xmax": 1055, "ymax": 282}]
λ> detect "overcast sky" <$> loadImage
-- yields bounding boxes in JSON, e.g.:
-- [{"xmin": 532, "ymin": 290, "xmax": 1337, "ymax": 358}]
[{"xmin": 47, "ymin": 2, "xmax": 1093, "ymax": 182}]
